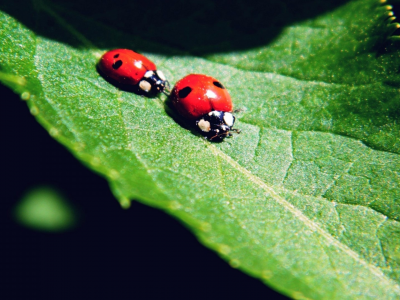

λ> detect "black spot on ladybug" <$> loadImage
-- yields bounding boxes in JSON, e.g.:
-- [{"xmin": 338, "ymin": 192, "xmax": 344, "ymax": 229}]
[
  {"xmin": 112, "ymin": 60, "xmax": 123, "ymax": 70},
  {"xmin": 178, "ymin": 86, "xmax": 192, "ymax": 98},
  {"xmin": 113, "ymin": 54, "xmax": 120, "ymax": 58},
  {"xmin": 213, "ymin": 81, "xmax": 225, "ymax": 89}
]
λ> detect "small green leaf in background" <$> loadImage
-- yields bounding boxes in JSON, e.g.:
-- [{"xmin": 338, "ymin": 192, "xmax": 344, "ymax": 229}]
[
  {"xmin": 1, "ymin": 0, "xmax": 400, "ymax": 298},
  {"xmin": 14, "ymin": 187, "xmax": 77, "ymax": 232}
]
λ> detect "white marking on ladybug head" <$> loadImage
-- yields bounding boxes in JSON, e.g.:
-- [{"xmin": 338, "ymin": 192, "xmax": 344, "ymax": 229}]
[
  {"xmin": 223, "ymin": 113, "xmax": 234, "ymax": 127},
  {"xmin": 197, "ymin": 119, "xmax": 211, "ymax": 132},
  {"xmin": 206, "ymin": 90, "xmax": 217, "ymax": 99},
  {"xmin": 139, "ymin": 80, "xmax": 151, "ymax": 92},
  {"xmin": 221, "ymin": 125, "xmax": 230, "ymax": 131},
  {"xmin": 208, "ymin": 111, "xmax": 221, "ymax": 117},
  {"xmin": 134, "ymin": 61, "xmax": 143, "ymax": 69},
  {"xmin": 156, "ymin": 70, "xmax": 166, "ymax": 81},
  {"xmin": 144, "ymin": 71, "xmax": 154, "ymax": 78}
]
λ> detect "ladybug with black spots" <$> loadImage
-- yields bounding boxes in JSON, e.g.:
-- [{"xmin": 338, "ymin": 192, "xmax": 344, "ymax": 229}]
[
  {"xmin": 98, "ymin": 49, "xmax": 169, "ymax": 95},
  {"xmin": 170, "ymin": 74, "xmax": 240, "ymax": 141}
]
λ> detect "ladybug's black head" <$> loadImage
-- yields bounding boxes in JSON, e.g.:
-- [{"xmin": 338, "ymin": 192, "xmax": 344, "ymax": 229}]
[
  {"xmin": 139, "ymin": 70, "xmax": 170, "ymax": 96},
  {"xmin": 196, "ymin": 111, "xmax": 240, "ymax": 141}
]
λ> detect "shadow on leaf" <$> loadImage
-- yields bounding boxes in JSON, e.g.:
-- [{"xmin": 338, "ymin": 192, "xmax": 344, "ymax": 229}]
[{"xmin": 1, "ymin": 0, "xmax": 349, "ymax": 54}]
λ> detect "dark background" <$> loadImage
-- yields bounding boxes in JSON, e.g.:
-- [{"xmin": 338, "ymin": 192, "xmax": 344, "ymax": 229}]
[
  {"xmin": 1, "ymin": 83, "xmax": 289, "ymax": 299},
  {"xmin": 2, "ymin": 0, "xmax": 398, "ymax": 298}
]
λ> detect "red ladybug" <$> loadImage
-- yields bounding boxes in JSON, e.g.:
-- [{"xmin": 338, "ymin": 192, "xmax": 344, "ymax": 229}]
[
  {"xmin": 170, "ymin": 74, "xmax": 240, "ymax": 140},
  {"xmin": 98, "ymin": 49, "xmax": 169, "ymax": 95}
]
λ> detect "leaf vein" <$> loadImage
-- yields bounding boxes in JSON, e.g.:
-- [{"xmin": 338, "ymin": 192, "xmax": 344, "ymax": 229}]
[{"xmin": 208, "ymin": 142, "xmax": 400, "ymax": 291}]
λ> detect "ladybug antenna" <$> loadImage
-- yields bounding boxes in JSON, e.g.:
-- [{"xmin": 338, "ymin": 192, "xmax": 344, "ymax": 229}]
[{"xmin": 231, "ymin": 128, "xmax": 241, "ymax": 134}]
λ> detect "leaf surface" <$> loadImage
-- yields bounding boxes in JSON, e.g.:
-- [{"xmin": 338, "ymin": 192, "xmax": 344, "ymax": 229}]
[{"xmin": 1, "ymin": 0, "xmax": 400, "ymax": 298}]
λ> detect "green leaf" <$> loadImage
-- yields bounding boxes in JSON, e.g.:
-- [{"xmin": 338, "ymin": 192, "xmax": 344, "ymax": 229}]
[
  {"xmin": 1, "ymin": 0, "xmax": 400, "ymax": 298},
  {"xmin": 13, "ymin": 187, "xmax": 77, "ymax": 232}
]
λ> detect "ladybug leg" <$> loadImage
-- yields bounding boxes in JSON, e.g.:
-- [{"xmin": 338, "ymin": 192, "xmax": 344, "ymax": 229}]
[
  {"xmin": 208, "ymin": 129, "xmax": 222, "ymax": 140},
  {"xmin": 231, "ymin": 128, "xmax": 241, "ymax": 134},
  {"xmin": 208, "ymin": 132, "xmax": 220, "ymax": 140},
  {"xmin": 209, "ymin": 129, "xmax": 232, "ymax": 141},
  {"xmin": 162, "ymin": 80, "xmax": 171, "ymax": 96},
  {"xmin": 165, "ymin": 80, "xmax": 171, "ymax": 92}
]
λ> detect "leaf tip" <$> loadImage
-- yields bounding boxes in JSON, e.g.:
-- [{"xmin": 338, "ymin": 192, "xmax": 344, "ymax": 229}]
[
  {"xmin": 119, "ymin": 197, "xmax": 131, "ymax": 209},
  {"xmin": 229, "ymin": 259, "xmax": 240, "ymax": 268},
  {"xmin": 30, "ymin": 106, "xmax": 39, "ymax": 116},
  {"xmin": 20, "ymin": 91, "xmax": 31, "ymax": 101},
  {"xmin": 49, "ymin": 127, "xmax": 59, "ymax": 137}
]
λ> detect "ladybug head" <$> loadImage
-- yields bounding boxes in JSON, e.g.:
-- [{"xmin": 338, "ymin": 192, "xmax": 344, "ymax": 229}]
[
  {"xmin": 196, "ymin": 111, "xmax": 240, "ymax": 141},
  {"xmin": 139, "ymin": 70, "xmax": 170, "ymax": 96}
]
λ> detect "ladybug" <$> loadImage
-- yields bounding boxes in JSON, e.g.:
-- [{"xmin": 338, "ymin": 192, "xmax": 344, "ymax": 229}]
[
  {"xmin": 98, "ymin": 49, "xmax": 169, "ymax": 95},
  {"xmin": 170, "ymin": 74, "xmax": 240, "ymax": 140}
]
